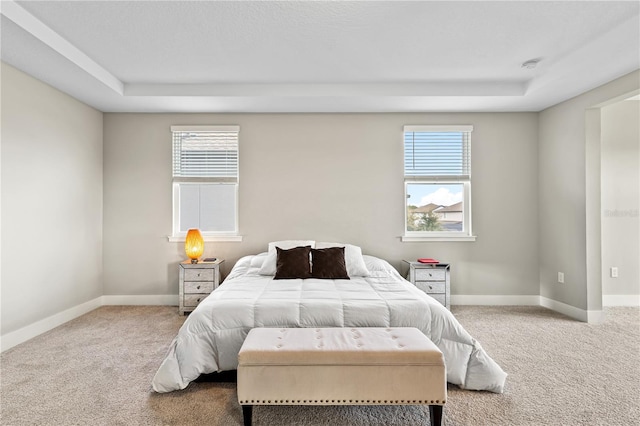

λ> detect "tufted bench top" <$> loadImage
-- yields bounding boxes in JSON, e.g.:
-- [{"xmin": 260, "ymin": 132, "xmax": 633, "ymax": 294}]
[{"xmin": 238, "ymin": 327, "xmax": 443, "ymax": 365}]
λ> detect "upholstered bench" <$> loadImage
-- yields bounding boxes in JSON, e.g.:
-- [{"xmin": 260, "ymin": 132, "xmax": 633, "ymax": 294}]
[{"xmin": 237, "ymin": 327, "xmax": 446, "ymax": 426}]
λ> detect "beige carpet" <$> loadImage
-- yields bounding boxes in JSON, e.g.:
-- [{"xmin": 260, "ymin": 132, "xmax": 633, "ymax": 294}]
[{"xmin": 1, "ymin": 305, "xmax": 638, "ymax": 425}]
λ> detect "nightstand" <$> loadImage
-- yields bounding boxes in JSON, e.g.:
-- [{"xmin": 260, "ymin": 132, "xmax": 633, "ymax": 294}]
[
  {"xmin": 179, "ymin": 259, "xmax": 224, "ymax": 315},
  {"xmin": 404, "ymin": 261, "xmax": 451, "ymax": 310}
]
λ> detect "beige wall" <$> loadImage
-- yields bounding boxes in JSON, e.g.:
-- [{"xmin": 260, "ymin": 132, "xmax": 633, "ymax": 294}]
[
  {"xmin": 538, "ymin": 70, "xmax": 640, "ymax": 313},
  {"xmin": 103, "ymin": 112, "xmax": 539, "ymax": 298},
  {"xmin": 1, "ymin": 63, "xmax": 103, "ymax": 334},
  {"xmin": 4, "ymin": 62, "xmax": 636, "ymax": 336},
  {"xmin": 601, "ymin": 100, "xmax": 640, "ymax": 296}
]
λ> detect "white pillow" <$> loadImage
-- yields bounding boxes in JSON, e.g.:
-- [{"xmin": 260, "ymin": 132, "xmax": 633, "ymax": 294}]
[
  {"xmin": 249, "ymin": 252, "xmax": 267, "ymax": 269},
  {"xmin": 315, "ymin": 242, "xmax": 369, "ymax": 277},
  {"xmin": 258, "ymin": 240, "xmax": 315, "ymax": 275}
]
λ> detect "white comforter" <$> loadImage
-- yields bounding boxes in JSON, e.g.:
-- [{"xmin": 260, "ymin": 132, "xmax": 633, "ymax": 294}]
[{"xmin": 152, "ymin": 254, "xmax": 507, "ymax": 393}]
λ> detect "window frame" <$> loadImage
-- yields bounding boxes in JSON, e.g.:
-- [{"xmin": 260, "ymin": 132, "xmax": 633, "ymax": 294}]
[
  {"xmin": 402, "ymin": 125, "xmax": 476, "ymax": 242},
  {"xmin": 168, "ymin": 125, "xmax": 242, "ymax": 242}
]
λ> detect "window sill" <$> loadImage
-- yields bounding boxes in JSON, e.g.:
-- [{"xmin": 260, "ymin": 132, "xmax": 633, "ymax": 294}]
[
  {"xmin": 167, "ymin": 235, "xmax": 243, "ymax": 243},
  {"xmin": 401, "ymin": 235, "xmax": 476, "ymax": 242}
]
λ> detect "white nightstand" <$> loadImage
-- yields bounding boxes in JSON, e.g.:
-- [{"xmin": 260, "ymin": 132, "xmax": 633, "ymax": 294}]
[
  {"xmin": 178, "ymin": 259, "xmax": 224, "ymax": 315},
  {"xmin": 404, "ymin": 261, "xmax": 451, "ymax": 310}
]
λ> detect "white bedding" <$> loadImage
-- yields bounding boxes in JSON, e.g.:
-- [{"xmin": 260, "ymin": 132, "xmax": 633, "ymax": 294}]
[{"xmin": 152, "ymin": 253, "xmax": 507, "ymax": 393}]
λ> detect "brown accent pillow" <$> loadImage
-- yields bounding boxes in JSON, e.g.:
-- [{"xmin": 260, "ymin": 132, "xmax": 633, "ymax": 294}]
[
  {"xmin": 274, "ymin": 246, "xmax": 312, "ymax": 280},
  {"xmin": 311, "ymin": 247, "xmax": 350, "ymax": 280}
]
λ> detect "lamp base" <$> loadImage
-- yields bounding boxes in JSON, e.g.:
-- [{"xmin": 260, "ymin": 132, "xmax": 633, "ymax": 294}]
[{"xmin": 190, "ymin": 259, "xmax": 199, "ymax": 264}]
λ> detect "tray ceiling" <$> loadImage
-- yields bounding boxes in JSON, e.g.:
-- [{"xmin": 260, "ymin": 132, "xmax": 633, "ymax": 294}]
[{"xmin": 1, "ymin": 0, "xmax": 638, "ymax": 112}]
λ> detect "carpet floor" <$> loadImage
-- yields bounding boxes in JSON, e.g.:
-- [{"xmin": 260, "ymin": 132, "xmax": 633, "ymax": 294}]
[{"xmin": 1, "ymin": 305, "xmax": 638, "ymax": 425}]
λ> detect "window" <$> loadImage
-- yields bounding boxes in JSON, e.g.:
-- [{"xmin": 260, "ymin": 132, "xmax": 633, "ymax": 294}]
[
  {"xmin": 403, "ymin": 125, "xmax": 475, "ymax": 241},
  {"xmin": 171, "ymin": 125, "xmax": 241, "ymax": 241}
]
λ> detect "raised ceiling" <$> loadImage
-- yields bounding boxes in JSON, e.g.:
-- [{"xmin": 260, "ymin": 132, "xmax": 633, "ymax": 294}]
[{"xmin": 1, "ymin": 0, "xmax": 639, "ymax": 113}]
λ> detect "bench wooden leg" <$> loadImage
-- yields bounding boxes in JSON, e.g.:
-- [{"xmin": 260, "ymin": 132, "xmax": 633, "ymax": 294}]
[
  {"xmin": 429, "ymin": 405, "xmax": 443, "ymax": 426},
  {"xmin": 242, "ymin": 405, "xmax": 252, "ymax": 426}
]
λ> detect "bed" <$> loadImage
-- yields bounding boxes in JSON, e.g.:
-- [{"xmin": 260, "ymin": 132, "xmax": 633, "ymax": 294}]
[{"xmin": 152, "ymin": 242, "xmax": 507, "ymax": 394}]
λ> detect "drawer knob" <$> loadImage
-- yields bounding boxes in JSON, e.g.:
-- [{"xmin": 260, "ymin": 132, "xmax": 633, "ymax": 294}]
[
  {"xmin": 197, "ymin": 273, "xmax": 201, "ymax": 277},
  {"xmin": 197, "ymin": 285, "xmax": 201, "ymax": 290},
  {"xmin": 197, "ymin": 298, "xmax": 202, "ymax": 303},
  {"xmin": 429, "ymin": 285, "xmax": 433, "ymax": 290}
]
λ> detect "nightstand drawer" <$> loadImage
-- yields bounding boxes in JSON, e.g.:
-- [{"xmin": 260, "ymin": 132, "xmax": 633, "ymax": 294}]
[
  {"xmin": 416, "ymin": 281, "xmax": 446, "ymax": 294},
  {"xmin": 184, "ymin": 269, "xmax": 214, "ymax": 282},
  {"xmin": 184, "ymin": 294, "xmax": 208, "ymax": 307},
  {"xmin": 429, "ymin": 293, "xmax": 446, "ymax": 306},
  {"xmin": 415, "ymin": 268, "xmax": 446, "ymax": 281},
  {"xmin": 184, "ymin": 281, "xmax": 214, "ymax": 294}
]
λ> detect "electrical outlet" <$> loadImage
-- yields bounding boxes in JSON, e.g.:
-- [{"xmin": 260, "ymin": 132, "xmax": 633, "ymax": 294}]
[
  {"xmin": 558, "ymin": 272, "xmax": 564, "ymax": 283},
  {"xmin": 611, "ymin": 267, "xmax": 619, "ymax": 278}
]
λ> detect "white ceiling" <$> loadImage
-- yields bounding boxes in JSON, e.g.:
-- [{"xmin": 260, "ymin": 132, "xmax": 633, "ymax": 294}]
[{"xmin": 1, "ymin": 0, "xmax": 639, "ymax": 113}]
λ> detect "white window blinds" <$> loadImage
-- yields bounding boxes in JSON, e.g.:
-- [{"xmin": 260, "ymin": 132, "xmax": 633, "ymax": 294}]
[
  {"xmin": 172, "ymin": 125, "xmax": 239, "ymax": 182},
  {"xmin": 404, "ymin": 125, "xmax": 472, "ymax": 180}
]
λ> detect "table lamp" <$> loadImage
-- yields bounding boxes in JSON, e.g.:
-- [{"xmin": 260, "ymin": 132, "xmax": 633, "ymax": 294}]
[{"xmin": 185, "ymin": 228, "xmax": 204, "ymax": 263}]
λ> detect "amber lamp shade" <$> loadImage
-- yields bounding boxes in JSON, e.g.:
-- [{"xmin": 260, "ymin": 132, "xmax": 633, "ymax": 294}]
[{"xmin": 185, "ymin": 229, "xmax": 204, "ymax": 263}]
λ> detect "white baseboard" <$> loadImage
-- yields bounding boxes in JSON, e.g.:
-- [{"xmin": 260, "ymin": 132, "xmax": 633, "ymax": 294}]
[
  {"xmin": 540, "ymin": 296, "xmax": 586, "ymax": 321},
  {"xmin": 0, "ymin": 296, "xmax": 102, "ymax": 352},
  {"xmin": 451, "ymin": 295, "xmax": 540, "ymax": 305},
  {"xmin": 101, "ymin": 295, "xmax": 178, "ymax": 306},
  {"xmin": 4, "ymin": 292, "xmax": 627, "ymax": 353},
  {"xmin": 586, "ymin": 310, "xmax": 605, "ymax": 324},
  {"xmin": 539, "ymin": 296, "xmax": 605, "ymax": 323},
  {"xmin": 603, "ymin": 294, "xmax": 640, "ymax": 307},
  {"xmin": 1, "ymin": 295, "xmax": 178, "ymax": 353}
]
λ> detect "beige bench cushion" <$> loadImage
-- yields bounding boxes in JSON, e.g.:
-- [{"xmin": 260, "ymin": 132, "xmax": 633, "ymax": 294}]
[
  {"xmin": 238, "ymin": 327, "xmax": 446, "ymax": 405},
  {"xmin": 239, "ymin": 327, "xmax": 444, "ymax": 365}
]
